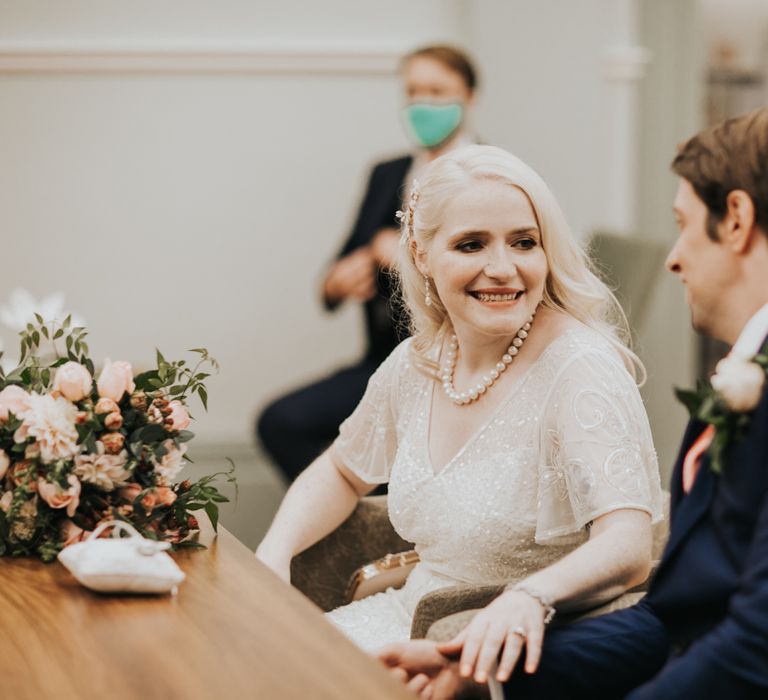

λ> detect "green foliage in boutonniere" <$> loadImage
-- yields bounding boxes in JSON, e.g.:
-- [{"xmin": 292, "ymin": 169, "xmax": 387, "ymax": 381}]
[{"xmin": 675, "ymin": 350, "xmax": 768, "ymax": 475}]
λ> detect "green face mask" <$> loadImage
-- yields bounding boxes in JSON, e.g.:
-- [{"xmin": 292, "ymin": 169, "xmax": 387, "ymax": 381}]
[{"xmin": 403, "ymin": 102, "xmax": 463, "ymax": 149}]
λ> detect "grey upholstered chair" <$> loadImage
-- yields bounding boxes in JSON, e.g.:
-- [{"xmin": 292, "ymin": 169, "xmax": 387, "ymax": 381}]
[{"xmin": 292, "ymin": 495, "xmax": 669, "ymax": 641}]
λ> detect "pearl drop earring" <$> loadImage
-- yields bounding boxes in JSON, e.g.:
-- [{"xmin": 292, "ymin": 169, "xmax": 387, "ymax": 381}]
[{"xmin": 424, "ymin": 276, "xmax": 432, "ymax": 306}]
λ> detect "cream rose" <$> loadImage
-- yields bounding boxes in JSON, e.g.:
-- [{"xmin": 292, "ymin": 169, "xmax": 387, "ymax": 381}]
[
  {"xmin": 154, "ymin": 440, "xmax": 187, "ymax": 482},
  {"xmin": 0, "ymin": 490, "xmax": 12, "ymax": 512},
  {"xmin": 0, "ymin": 449, "xmax": 9, "ymax": 479},
  {"xmin": 0, "ymin": 385, "xmax": 30, "ymax": 422},
  {"xmin": 37, "ymin": 475, "xmax": 81, "ymax": 518},
  {"xmin": 711, "ymin": 356, "xmax": 766, "ymax": 412},
  {"xmin": 73, "ymin": 442, "xmax": 130, "ymax": 492},
  {"xmin": 14, "ymin": 393, "xmax": 80, "ymax": 463},
  {"xmin": 97, "ymin": 360, "xmax": 136, "ymax": 403},
  {"xmin": 167, "ymin": 400, "xmax": 191, "ymax": 431},
  {"xmin": 52, "ymin": 362, "xmax": 93, "ymax": 402}
]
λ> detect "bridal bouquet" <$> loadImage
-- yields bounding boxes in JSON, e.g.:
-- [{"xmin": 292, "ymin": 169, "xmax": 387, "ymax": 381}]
[{"xmin": 0, "ymin": 315, "xmax": 234, "ymax": 561}]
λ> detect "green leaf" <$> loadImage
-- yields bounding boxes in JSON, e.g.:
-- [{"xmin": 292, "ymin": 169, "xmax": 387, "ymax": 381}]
[
  {"xmin": 41, "ymin": 326, "xmax": 49, "ymax": 339},
  {"xmin": 34, "ymin": 313, "xmax": 44, "ymax": 325},
  {"xmin": 134, "ymin": 370, "xmax": 159, "ymax": 391},
  {"xmin": 674, "ymin": 387, "xmax": 701, "ymax": 418},
  {"xmin": 176, "ymin": 430, "xmax": 194, "ymax": 443},
  {"xmin": 204, "ymin": 502, "xmax": 219, "ymax": 531},
  {"xmin": 198, "ymin": 386, "xmax": 208, "ymax": 411},
  {"xmin": 130, "ymin": 423, "xmax": 167, "ymax": 444}
]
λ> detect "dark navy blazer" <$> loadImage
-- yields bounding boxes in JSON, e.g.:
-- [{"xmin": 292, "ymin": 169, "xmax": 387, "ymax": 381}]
[
  {"xmin": 634, "ymin": 339, "xmax": 768, "ymax": 697},
  {"xmin": 330, "ymin": 155, "xmax": 412, "ymax": 365}
]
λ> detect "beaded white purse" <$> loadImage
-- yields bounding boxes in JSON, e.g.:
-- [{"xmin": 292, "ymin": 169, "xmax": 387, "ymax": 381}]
[{"xmin": 58, "ymin": 520, "xmax": 186, "ymax": 594}]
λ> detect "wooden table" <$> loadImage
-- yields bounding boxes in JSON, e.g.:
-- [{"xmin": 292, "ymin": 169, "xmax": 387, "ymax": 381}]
[{"xmin": 0, "ymin": 524, "xmax": 414, "ymax": 699}]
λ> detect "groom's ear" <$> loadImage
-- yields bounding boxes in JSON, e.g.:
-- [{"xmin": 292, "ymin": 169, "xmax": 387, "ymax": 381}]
[{"xmin": 721, "ymin": 189, "xmax": 757, "ymax": 254}]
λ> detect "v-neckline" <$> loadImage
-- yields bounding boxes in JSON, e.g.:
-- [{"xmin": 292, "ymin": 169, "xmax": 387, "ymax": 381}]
[{"xmin": 423, "ymin": 329, "xmax": 578, "ymax": 477}]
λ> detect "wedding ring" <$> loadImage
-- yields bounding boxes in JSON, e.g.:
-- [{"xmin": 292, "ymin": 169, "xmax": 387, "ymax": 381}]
[{"xmin": 512, "ymin": 626, "xmax": 527, "ymax": 639}]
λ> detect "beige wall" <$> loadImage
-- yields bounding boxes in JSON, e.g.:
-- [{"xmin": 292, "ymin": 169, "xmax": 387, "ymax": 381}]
[{"xmin": 0, "ymin": 1, "xmax": 703, "ymax": 476}]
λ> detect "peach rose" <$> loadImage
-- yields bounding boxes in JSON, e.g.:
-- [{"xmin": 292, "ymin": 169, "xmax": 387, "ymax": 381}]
[
  {"xmin": 94, "ymin": 397, "xmax": 119, "ymax": 415},
  {"xmin": 52, "ymin": 362, "xmax": 93, "ymax": 402},
  {"xmin": 0, "ymin": 490, "xmax": 12, "ymax": 512},
  {"xmin": 140, "ymin": 493, "xmax": 157, "ymax": 512},
  {"xmin": 0, "ymin": 385, "xmax": 30, "ymax": 422},
  {"xmin": 0, "ymin": 449, "xmax": 9, "ymax": 479},
  {"xmin": 118, "ymin": 483, "xmax": 142, "ymax": 502},
  {"xmin": 101, "ymin": 432, "xmax": 125, "ymax": 454},
  {"xmin": 97, "ymin": 360, "xmax": 136, "ymax": 403},
  {"xmin": 60, "ymin": 519, "xmax": 90, "ymax": 547},
  {"xmin": 167, "ymin": 400, "xmax": 190, "ymax": 431},
  {"xmin": 155, "ymin": 486, "xmax": 177, "ymax": 507},
  {"xmin": 37, "ymin": 474, "xmax": 81, "ymax": 518},
  {"xmin": 104, "ymin": 411, "xmax": 123, "ymax": 431}
]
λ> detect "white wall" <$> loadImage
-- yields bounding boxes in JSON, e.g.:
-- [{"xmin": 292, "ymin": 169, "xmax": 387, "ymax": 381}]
[{"xmin": 466, "ymin": 0, "xmax": 649, "ymax": 238}]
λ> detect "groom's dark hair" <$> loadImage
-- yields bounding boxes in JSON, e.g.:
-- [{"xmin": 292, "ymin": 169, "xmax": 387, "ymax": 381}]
[{"xmin": 671, "ymin": 106, "xmax": 768, "ymax": 241}]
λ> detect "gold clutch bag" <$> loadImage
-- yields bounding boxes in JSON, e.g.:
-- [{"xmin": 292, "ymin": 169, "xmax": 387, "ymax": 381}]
[{"xmin": 345, "ymin": 550, "xmax": 420, "ymax": 602}]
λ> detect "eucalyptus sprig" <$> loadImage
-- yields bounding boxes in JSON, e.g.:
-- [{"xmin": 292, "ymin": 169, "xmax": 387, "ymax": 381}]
[
  {"xmin": 3, "ymin": 314, "xmax": 92, "ymax": 392},
  {"xmin": 173, "ymin": 458, "xmax": 238, "ymax": 535},
  {"xmin": 134, "ymin": 348, "xmax": 219, "ymax": 410}
]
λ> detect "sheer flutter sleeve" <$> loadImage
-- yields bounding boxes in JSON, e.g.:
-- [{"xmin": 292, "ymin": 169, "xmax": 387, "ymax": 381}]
[
  {"xmin": 330, "ymin": 340, "xmax": 410, "ymax": 484},
  {"xmin": 535, "ymin": 346, "xmax": 664, "ymax": 544}
]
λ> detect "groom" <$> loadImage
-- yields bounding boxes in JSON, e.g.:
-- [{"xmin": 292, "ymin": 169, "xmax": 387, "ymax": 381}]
[{"xmin": 379, "ymin": 107, "xmax": 768, "ymax": 698}]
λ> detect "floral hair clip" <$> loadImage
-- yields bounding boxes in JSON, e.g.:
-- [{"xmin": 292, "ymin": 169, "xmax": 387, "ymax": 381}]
[{"xmin": 396, "ymin": 180, "xmax": 420, "ymax": 246}]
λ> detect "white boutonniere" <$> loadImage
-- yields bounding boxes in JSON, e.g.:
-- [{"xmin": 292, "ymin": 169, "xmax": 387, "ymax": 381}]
[
  {"xmin": 711, "ymin": 354, "xmax": 766, "ymax": 412},
  {"xmin": 675, "ymin": 346, "xmax": 768, "ymax": 474}
]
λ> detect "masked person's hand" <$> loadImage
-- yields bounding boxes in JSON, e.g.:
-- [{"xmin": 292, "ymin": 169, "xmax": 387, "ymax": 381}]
[{"xmin": 324, "ymin": 247, "xmax": 377, "ymax": 304}]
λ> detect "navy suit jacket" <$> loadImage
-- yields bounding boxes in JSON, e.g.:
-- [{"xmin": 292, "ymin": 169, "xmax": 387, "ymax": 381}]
[
  {"xmin": 632, "ymin": 340, "xmax": 768, "ymax": 697},
  {"xmin": 328, "ymin": 155, "xmax": 412, "ymax": 365}
]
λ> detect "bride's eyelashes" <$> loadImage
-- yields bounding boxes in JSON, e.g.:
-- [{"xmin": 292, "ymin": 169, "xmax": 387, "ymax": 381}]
[{"xmin": 452, "ymin": 234, "xmax": 540, "ymax": 253}]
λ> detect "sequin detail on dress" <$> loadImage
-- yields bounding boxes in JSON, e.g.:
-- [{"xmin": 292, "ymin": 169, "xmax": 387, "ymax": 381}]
[{"xmin": 327, "ymin": 329, "xmax": 663, "ymax": 651}]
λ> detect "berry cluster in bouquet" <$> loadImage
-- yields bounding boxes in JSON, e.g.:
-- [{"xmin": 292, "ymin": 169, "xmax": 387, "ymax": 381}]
[{"xmin": 0, "ymin": 315, "xmax": 235, "ymax": 561}]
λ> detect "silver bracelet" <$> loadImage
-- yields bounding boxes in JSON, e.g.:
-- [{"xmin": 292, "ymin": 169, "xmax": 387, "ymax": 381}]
[{"xmin": 508, "ymin": 583, "xmax": 557, "ymax": 624}]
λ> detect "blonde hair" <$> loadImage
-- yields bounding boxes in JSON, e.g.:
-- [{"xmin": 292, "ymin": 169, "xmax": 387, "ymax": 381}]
[{"xmin": 395, "ymin": 144, "xmax": 644, "ymax": 382}]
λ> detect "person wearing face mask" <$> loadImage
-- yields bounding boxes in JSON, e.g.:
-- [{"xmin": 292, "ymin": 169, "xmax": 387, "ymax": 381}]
[{"xmin": 256, "ymin": 45, "xmax": 479, "ymax": 483}]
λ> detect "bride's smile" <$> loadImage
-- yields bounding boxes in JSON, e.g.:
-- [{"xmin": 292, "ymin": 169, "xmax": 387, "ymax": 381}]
[{"xmin": 415, "ymin": 177, "xmax": 548, "ymax": 363}]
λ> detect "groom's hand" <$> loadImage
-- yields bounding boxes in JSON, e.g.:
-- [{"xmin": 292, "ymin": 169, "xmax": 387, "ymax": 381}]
[{"xmin": 377, "ymin": 640, "xmax": 486, "ymax": 699}]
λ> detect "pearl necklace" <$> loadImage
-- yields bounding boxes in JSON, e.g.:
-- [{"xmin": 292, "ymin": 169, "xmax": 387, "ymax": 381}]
[{"xmin": 441, "ymin": 313, "xmax": 535, "ymax": 405}]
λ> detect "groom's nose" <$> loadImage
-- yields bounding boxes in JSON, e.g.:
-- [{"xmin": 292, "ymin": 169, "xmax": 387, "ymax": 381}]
[{"xmin": 665, "ymin": 241, "xmax": 682, "ymax": 274}]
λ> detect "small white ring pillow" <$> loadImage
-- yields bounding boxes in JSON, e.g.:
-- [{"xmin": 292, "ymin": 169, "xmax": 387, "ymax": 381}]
[{"xmin": 58, "ymin": 520, "xmax": 186, "ymax": 594}]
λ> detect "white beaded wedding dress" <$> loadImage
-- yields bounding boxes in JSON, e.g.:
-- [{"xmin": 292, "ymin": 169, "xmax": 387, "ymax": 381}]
[{"xmin": 326, "ymin": 328, "xmax": 663, "ymax": 651}]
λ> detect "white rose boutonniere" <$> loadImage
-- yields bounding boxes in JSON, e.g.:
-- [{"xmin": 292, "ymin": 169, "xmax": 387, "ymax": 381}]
[
  {"xmin": 711, "ymin": 356, "xmax": 766, "ymax": 412},
  {"xmin": 675, "ymin": 346, "xmax": 768, "ymax": 474}
]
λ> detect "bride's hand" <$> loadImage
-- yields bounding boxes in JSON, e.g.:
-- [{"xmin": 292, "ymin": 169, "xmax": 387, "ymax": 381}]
[
  {"xmin": 436, "ymin": 589, "xmax": 545, "ymax": 684},
  {"xmin": 254, "ymin": 544, "xmax": 291, "ymax": 583}
]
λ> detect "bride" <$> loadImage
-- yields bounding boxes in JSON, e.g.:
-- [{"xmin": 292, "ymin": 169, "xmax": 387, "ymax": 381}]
[{"xmin": 256, "ymin": 145, "xmax": 663, "ymax": 662}]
